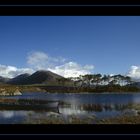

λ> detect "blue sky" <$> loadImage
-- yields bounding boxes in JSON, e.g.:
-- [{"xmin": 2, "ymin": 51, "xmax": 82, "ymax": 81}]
[{"xmin": 0, "ymin": 16, "xmax": 140, "ymax": 78}]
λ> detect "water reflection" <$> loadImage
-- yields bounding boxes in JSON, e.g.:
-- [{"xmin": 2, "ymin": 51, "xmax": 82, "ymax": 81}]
[
  {"xmin": 6, "ymin": 92, "xmax": 136, "ymax": 105},
  {"xmin": 0, "ymin": 111, "xmax": 14, "ymax": 118},
  {"xmin": 0, "ymin": 111, "xmax": 31, "ymax": 124},
  {"xmin": 58, "ymin": 102, "xmax": 138, "ymax": 120},
  {"xmin": 59, "ymin": 103, "xmax": 134, "ymax": 115},
  {"xmin": 0, "ymin": 93, "xmax": 140, "ymax": 123}
]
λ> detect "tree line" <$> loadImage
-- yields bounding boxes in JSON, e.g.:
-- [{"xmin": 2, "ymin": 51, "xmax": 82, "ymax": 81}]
[
  {"xmin": 47, "ymin": 74, "xmax": 140, "ymax": 92},
  {"xmin": 17, "ymin": 74, "xmax": 138, "ymax": 93},
  {"xmin": 67, "ymin": 74, "xmax": 133, "ymax": 87}
]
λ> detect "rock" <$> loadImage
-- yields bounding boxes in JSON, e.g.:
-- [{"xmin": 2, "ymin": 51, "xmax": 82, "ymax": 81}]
[
  {"xmin": 13, "ymin": 89, "xmax": 22, "ymax": 95},
  {"xmin": 47, "ymin": 112, "xmax": 60, "ymax": 118},
  {"xmin": 88, "ymin": 114, "xmax": 96, "ymax": 119},
  {"xmin": 0, "ymin": 88, "xmax": 22, "ymax": 96}
]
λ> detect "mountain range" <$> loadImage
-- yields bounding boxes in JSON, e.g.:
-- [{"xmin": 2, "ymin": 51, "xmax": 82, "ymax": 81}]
[{"xmin": 0, "ymin": 70, "xmax": 65, "ymax": 85}]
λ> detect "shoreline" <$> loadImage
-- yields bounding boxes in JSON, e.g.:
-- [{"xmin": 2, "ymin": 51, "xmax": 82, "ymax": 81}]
[
  {"xmin": 21, "ymin": 90, "xmax": 140, "ymax": 94},
  {"xmin": 1, "ymin": 84, "xmax": 140, "ymax": 95},
  {"xmin": 21, "ymin": 85, "xmax": 140, "ymax": 94},
  {"xmin": 1, "ymin": 90, "xmax": 140, "ymax": 96}
]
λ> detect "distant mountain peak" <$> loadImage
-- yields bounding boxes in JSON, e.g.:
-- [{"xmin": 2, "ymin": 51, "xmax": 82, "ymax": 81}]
[
  {"xmin": 0, "ymin": 76, "xmax": 11, "ymax": 83},
  {"xmin": 16, "ymin": 73, "xmax": 31, "ymax": 77},
  {"xmin": 7, "ymin": 70, "xmax": 64, "ymax": 85},
  {"xmin": 35, "ymin": 70, "xmax": 55, "ymax": 74}
]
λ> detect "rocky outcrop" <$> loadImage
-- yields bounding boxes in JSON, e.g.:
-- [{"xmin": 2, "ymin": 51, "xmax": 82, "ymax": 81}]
[
  {"xmin": 13, "ymin": 89, "xmax": 22, "ymax": 95},
  {"xmin": 0, "ymin": 88, "xmax": 22, "ymax": 96}
]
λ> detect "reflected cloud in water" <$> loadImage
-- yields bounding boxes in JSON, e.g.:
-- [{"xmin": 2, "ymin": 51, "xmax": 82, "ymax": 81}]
[
  {"xmin": 0, "ymin": 111, "xmax": 34, "ymax": 119},
  {"xmin": 0, "ymin": 111, "xmax": 14, "ymax": 118}
]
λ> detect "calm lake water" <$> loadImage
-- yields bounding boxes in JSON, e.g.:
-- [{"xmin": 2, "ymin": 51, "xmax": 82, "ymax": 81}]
[{"xmin": 0, "ymin": 92, "xmax": 140, "ymax": 124}]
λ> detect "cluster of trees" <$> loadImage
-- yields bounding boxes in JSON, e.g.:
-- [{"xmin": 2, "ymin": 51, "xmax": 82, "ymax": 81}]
[
  {"xmin": 68, "ymin": 74, "xmax": 133, "ymax": 87},
  {"xmin": 1, "ymin": 73, "xmax": 138, "ymax": 93},
  {"xmin": 40, "ymin": 74, "xmax": 140, "ymax": 93}
]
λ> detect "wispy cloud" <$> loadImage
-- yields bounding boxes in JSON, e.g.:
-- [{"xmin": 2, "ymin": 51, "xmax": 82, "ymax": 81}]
[
  {"xmin": 27, "ymin": 51, "xmax": 49, "ymax": 70},
  {"xmin": 27, "ymin": 51, "xmax": 66, "ymax": 70}
]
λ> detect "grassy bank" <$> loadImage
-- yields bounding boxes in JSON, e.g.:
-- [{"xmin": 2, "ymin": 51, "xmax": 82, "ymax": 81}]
[
  {"xmin": 97, "ymin": 115, "xmax": 140, "ymax": 124},
  {"xmin": 22, "ymin": 113, "xmax": 140, "ymax": 124},
  {"xmin": 18, "ymin": 84, "xmax": 140, "ymax": 93}
]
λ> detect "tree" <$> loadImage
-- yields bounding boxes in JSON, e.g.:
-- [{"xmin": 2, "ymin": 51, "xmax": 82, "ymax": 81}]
[
  {"xmin": 95, "ymin": 74, "xmax": 102, "ymax": 85},
  {"xmin": 91, "ymin": 74, "xmax": 102, "ymax": 86},
  {"xmin": 101, "ymin": 75, "xmax": 109, "ymax": 85},
  {"xmin": 109, "ymin": 79, "xmax": 117, "ymax": 85},
  {"xmin": 82, "ymin": 74, "xmax": 93, "ymax": 87},
  {"xmin": 124, "ymin": 76, "xmax": 133, "ymax": 85},
  {"xmin": 56, "ymin": 78, "xmax": 69, "ymax": 86}
]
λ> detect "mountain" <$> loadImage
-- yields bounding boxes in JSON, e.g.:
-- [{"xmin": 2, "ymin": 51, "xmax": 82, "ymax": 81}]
[
  {"xmin": 7, "ymin": 70, "xmax": 65, "ymax": 85},
  {"xmin": 0, "ymin": 76, "xmax": 10, "ymax": 83},
  {"xmin": 23, "ymin": 70, "xmax": 64, "ymax": 85},
  {"xmin": 7, "ymin": 73, "xmax": 31, "ymax": 85}
]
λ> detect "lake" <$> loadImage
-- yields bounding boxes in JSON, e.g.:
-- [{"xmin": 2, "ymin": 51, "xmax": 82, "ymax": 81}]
[{"xmin": 0, "ymin": 92, "xmax": 140, "ymax": 124}]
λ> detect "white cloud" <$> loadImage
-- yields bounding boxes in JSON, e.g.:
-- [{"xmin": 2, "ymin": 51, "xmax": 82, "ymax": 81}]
[
  {"xmin": 0, "ymin": 64, "xmax": 34, "ymax": 78},
  {"xmin": 27, "ymin": 51, "xmax": 49, "ymax": 70},
  {"xmin": 27, "ymin": 51, "xmax": 94, "ymax": 78},
  {"xmin": 48, "ymin": 62, "xmax": 94, "ymax": 78},
  {"xmin": 127, "ymin": 66, "xmax": 140, "ymax": 81},
  {"xmin": 0, "ymin": 51, "xmax": 94, "ymax": 78},
  {"xmin": 27, "ymin": 51, "xmax": 66, "ymax": 70}
]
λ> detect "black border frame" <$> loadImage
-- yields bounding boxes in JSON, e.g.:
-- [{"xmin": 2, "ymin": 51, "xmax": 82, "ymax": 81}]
[
  {"xmin": 0, "ymin": 124, "xmax": 140, "ymax": 134},
  {"xmin": 1, "ymin": 5, "xmax": 140, "ymax": 16},
  {"xmin": 1, "ymin": 3, "xmax": 140, "ymax": 136}
]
